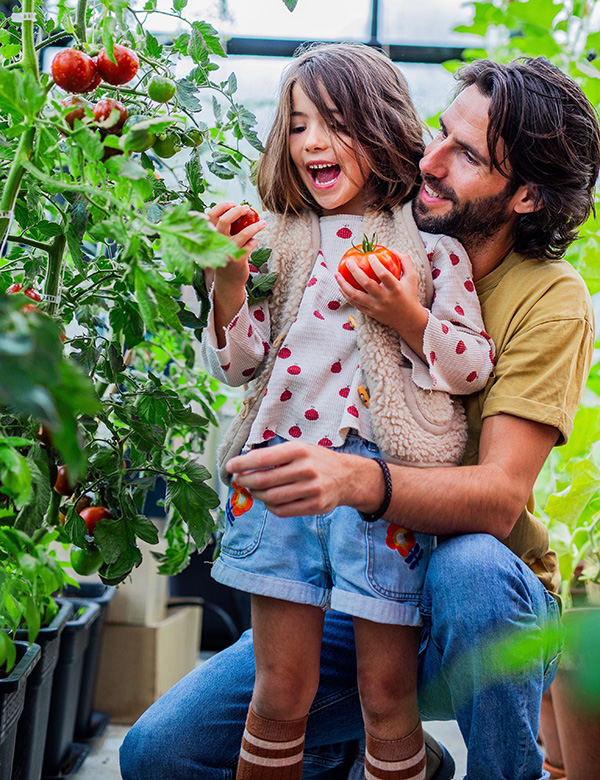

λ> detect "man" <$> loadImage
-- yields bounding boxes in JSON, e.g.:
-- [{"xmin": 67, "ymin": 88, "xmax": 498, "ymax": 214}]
[{"xmin": 120, "ymin": 57, "xmax": 598, "ymax": 780}]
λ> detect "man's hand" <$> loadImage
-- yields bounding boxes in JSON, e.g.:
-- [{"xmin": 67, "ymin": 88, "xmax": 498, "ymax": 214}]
[{"xmin": 226, "ymin": 441, "xmax": 384, "ymax": 518}]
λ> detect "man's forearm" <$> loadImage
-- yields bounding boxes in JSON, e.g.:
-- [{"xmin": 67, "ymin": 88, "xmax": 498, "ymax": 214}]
[{"xmin": 354, "ymin": 457, "xmax": 518, "ymax": 539}]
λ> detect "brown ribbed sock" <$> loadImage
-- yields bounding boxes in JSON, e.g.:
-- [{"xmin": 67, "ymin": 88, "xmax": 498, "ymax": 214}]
[
  {"xmin": 364, "ymin": 722, "xmax": 426, "ymax": 780},
  {"xmin": 236, "ymin": 705, "xmax": 308, "ymax": 779}
]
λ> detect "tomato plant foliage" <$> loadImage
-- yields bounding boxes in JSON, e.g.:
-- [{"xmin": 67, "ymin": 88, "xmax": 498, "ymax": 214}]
[{"xmin": 0, "ymin": 0, "xmax": 269, "ymax": 661}]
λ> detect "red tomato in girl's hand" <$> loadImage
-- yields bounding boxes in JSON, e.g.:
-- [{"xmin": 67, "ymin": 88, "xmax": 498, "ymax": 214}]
[
  {"xmin": 338, "ymin": 234, "xmax": 402, "ymax": 292},
  {"xmin": 230, "ymin": 207, "xmax": 260, "ymax": 235}
]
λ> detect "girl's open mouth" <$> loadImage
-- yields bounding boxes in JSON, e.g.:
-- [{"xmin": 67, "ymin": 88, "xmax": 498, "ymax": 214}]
[{"xmin": 308, "ymin": 163, "xmax": 341, "ymax": 188}]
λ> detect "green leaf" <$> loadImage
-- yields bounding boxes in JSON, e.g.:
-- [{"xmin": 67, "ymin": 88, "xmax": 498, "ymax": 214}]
[
  {"xmin": 145, "ymin": 30, "xmax": 163, "ymax": 58},
  {"xmin": 101, "ymin": 15, "xmax": 117, "ymax": 63},
  {"xmin": 250, "ymin": 247, "xmax": 271, "ymax": 268},
  {"xmin": 71, "ymin": 125, "xmax": 104, "ymax": 162},
  {"xmin": 176, "ymin": 78, "xmax": 203, "ymax": 112},
  {"xmin": 173, "ymin": 0, "xmax": 188, "ymax": 10},
  {"xmin": 166, "ymin": 461, "xmax": 219, "ymax": 550},
  {"xmin": 135, "ymin": 268, "xmax": 158, "ymax": 329},
  {"xmin": 281, "ymin": 0, "xmax": 299, "ymax": 10},
  {"xmin": 64, "ymin": 504, "xmax": 88, "ymax": 549},
  {"xmin": 0, "ymin": 69, "xmax": 45, "ymax": 119},
  {"xmin": 0, "ymin": 443, "xmax": 32, "ymax": 508}
]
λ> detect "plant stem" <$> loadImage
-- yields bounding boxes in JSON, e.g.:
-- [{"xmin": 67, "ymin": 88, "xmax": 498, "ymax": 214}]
[
  {"xmin": 6, "ymin": 235, "xmax": 52, "ymax": 252},
  {"xmin": 20, "ymin": 0, "xmax": 39, "ymax": 81},
  {"xmin": 42, "ymin": 490, "xmax": 61, "ymax": 530},
  {"xmin": 74, "ymin": 0, "xmax": 88, "ymax": 45},
  {"xmin": 35, "ymin": 31, "xmax": 75, "ymax": 52},
  {"xmin": 44, "ymin": 234, "xmax": 67, "ymax": 316},
  {"xmin": 0, "ymin": 0, "xmax": 40, "ymax": 246},
  {"xmin": 0, "ymin": 127, "xmax": 35, "ymax": 246}
]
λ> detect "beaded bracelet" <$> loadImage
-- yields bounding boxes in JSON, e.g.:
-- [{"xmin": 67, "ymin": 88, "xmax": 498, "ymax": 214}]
[{"xmin": 358, "ymin": 457, "xmax": 392, "ymax": 522}]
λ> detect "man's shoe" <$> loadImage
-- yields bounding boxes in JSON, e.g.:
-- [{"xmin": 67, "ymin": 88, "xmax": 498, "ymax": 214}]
[{"xmin": 424, "ymin": 730, "xmax": 456, "ymax": 780}]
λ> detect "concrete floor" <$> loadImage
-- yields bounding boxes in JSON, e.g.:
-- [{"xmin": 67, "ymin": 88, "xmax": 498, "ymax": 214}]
[{"xmin": 76, "ymin": 719, "xmax": 468, "ymax": 779}]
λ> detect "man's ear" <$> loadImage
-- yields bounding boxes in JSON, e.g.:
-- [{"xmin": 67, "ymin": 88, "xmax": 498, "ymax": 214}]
[{"xmin": 512, "ymin": 183, "xmax": 542, "ymax": 214}]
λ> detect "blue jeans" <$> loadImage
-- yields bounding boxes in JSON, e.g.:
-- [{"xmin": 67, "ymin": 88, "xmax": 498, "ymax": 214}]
[{"xmin": 120, "ymin": 535, "xmax": 560, "ymax": 780}]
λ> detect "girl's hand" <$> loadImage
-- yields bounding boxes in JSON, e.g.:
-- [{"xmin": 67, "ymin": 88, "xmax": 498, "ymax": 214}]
[
  {"xmin": 206, "ymin": 202, "xmax": 266, "ymax": 345},
  {"xmin": 206, "ymin": 202, "xmax": 266, "ymax": 288},
  {"xmin": 335, "ymin": 252, "xmax": 429, "ymax": 361}
]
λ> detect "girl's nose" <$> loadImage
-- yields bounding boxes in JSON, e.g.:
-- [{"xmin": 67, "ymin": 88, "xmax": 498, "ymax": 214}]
[{"xmin": 304, "ymin": 122, "xmax": 329, "ymax": 152}]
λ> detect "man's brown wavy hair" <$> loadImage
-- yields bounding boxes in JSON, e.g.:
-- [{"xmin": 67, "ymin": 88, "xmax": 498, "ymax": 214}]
[
  {"xmin": 457, "ymin": 57, "xmax": 600, "ymax": 260},
  {"xmin": 255, "ymin": 43, "xmax": 425, "ymax": 215}
]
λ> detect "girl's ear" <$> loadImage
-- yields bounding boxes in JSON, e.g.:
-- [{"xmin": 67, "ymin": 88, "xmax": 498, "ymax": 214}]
[{"xmin": 512, "ymin": 183, "xmax": 542, "ymax": 214}]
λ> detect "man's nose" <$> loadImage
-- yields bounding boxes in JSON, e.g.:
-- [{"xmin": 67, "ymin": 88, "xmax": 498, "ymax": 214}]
[{"xmin": 420, "ymin": 138, "xmax": 447, "ymax": 179}]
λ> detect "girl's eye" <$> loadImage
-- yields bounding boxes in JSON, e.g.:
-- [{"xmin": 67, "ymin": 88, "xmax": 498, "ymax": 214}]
[{"xmin": 290, "ymin": 125, "xmax": 305, "ymax": 134}]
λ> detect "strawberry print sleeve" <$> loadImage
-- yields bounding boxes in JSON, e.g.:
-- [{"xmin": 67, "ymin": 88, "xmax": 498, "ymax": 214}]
[
  {"xmin": 199, "ymin": 283, "xmax": 271, "ymax": 386},
  {"xmin": 401, "ymin": 234, "xmax": 495, "ymax": 394}
]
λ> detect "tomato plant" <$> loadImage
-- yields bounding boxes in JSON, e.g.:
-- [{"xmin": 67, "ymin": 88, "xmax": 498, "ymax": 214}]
[
  {"xmin": 338, "ymin": 234, "xmax": 403, "ymax": 292},
  {"xmin": 0, "ymin": 0, "xmax": 274, "ymax": 668}
]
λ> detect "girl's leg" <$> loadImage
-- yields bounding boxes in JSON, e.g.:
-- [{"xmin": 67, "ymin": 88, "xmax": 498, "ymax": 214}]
[
  {"xmin": 354, "ymin": 618, "xmax": 425, "ymax": 780},
  {"xmin": 237, "ymin": 594, "xmax": 325, "ymax": 779}
]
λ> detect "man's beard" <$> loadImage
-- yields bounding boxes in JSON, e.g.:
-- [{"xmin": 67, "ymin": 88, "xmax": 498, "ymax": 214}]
[{"xmin": 412, "ymin": 176, "xmax": 516, "ymax": 252}]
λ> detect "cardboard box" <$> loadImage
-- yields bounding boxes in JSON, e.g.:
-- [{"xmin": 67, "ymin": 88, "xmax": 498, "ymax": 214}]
[
  {"xmin": 94, "ymin": 604, "xmax": 202, "ymax": 724},
  {"xmin": 106, "ymin": 538, "xmax": 168, "ymax": 625}
]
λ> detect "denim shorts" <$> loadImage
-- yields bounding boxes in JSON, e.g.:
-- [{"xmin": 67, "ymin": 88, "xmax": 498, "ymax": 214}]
[{"xmin": 211, "ymin": 433, "xmax": 433, "ymax": 626}]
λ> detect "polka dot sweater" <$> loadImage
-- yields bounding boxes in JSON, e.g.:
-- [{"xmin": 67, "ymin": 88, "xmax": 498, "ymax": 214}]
[{"xmin": 200, "ymin": 215, "xmax": 494, "ymax": 450}]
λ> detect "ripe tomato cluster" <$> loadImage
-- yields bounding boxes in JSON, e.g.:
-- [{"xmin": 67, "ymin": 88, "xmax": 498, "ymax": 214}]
[
  {"xmin": 51, "ymin": 45, "xmax": 139, "ymax": 94},
  {"xmin": 6, "ymin": 282, "xmax": 43, "ymax": 313}
]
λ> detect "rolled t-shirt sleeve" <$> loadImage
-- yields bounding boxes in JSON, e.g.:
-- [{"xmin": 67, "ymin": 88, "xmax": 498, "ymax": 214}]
[
  {"xmin": 481, "ymin": 316, "xmax": 594, "ymax": 444},
  {"xmin": 199, "ymin": 284, "xmax": 271, "ymax": 386},
  {"xmin": 401, "ymin": 234, "xmax": 496, "ymax": 394}
]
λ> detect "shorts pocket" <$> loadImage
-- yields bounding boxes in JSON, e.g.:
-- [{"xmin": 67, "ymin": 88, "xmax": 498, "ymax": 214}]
[
  {"xmin": 220, "ymin": 481, "xmax": 267, "ymax": 558},
  {"xmin": 365, "ymin": 521, "xmax": 432, "ymax": 600}
]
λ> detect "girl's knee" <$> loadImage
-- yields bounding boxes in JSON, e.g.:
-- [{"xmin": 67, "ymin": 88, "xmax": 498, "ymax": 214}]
[{"xmin": 254, "ymin": 662, "xmax": 319, "ymax": 719}]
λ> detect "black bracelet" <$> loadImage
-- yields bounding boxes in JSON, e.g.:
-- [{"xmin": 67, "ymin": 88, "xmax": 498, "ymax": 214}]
[{"xmin": 358, "ymin": 457, "xmax": 392, "ymax": 522}]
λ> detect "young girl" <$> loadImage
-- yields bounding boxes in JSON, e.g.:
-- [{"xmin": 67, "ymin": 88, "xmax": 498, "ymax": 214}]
[{"xmin": 201, "ymin": 43, "xmax": 494, "ymax": 780}]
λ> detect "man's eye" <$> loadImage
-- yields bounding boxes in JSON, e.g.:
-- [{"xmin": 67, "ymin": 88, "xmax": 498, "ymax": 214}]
[{"xmin": 464, "ymin": 151, "xmax": 478, "ymax": 165}]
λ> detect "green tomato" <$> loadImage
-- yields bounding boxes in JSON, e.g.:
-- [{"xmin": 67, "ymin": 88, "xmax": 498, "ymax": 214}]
[
  {"xmin": 182, "ymin": 128, "xmax": 204, "ymax": 148},
  {"xmin": 147, "ymin": 76, "xmax": 177, "ymax": 104},
  {"xmin": 152, "ymin": 133, "xmax": 181, "ymax": 159},
  {"xmin": 70, "ymin": 545, "xmax": 103, "ymax": 576},
  {"xmin": 122, "ymin": 114, "xmax": 157, "ymax": 153}
]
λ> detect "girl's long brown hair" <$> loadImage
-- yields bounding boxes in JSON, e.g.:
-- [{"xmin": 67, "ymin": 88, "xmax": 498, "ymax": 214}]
[{"xmin": 256, "ymin": 43, "xmax": 425, "ymax": 215}]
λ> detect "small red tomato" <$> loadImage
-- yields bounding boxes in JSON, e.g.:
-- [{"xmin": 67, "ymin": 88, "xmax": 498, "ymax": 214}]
[
  {"xmin": 79, "ymin": 506, "xmax": 112, "ymax": 537},
  {"xmin": 231, "ymin": 206, "xmax": 260, "ymax": 236},
  {"xmin": 51, "ymin": 49, "xmax": 98, "ymax": 93},
  {"xmin": 60, "ymin": 95, "xmax": 90, "ymax": 129},
  {"xmin": 337, "ymin": 234, "xmax": 402, "ymax": 292},
  {"xmin": 93, "ymin": 98, "xmax": 128, "ymax": 132},
  {"xmin": 97, "ymin": 45, "xmax": 139, "ymax": 86},
  {"xmin": 6, "ymin": 283, "xmax": 42, "ymax": 301},
  {"xmin": 54, "ymin": 465, "xmax": 75, "ymax": 496}
]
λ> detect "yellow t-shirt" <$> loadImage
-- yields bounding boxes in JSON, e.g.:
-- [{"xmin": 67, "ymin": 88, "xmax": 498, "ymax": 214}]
[{"xmin": 462, "ymin": 252, "xmax": 595, "ymax": 595}]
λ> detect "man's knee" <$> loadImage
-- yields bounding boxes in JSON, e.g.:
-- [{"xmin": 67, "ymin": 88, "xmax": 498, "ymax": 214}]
[{"xmin": 120, "ymin": 719, "xmax": 158, "ymax": 779}]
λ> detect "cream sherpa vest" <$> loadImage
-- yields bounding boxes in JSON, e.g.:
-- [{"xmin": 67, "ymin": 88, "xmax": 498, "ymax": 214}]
[{"xmin": 217, "ymin": 201, "xmax": 467, "ymax": 483}]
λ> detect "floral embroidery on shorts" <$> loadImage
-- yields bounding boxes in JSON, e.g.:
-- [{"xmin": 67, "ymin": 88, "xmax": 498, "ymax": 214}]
[
  {"xmin": 385, "ymin": 524, "xmax": 424, "ymax": 570},
  {"xmin": 226, "ymin": 481, "xmax": 254, "ymax": 526}
]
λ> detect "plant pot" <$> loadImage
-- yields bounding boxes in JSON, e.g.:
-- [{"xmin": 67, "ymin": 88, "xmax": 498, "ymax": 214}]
[
  {"xmin": 12, "ymin": 601, "xmax": 72, "ymax": 780},
  {"xmin": 0, "ymin": 642, "xmax": 40, "ymax": 780},
  {"xmin": 61, "ymin": 584, "xmax": 115, "ymax": 742},
  {"xmin": 42, "ymin": 600, "xmax": 100, "ymax": 778},
  {"xmin": 545, "ymin": 607, "xmax": 600, "ymax": 780}
]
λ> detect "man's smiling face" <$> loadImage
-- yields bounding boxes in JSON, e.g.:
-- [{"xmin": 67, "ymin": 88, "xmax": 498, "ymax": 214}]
[{"xmin": 413, "ymin": 85, "xmax": 531, "ymax": 253}]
